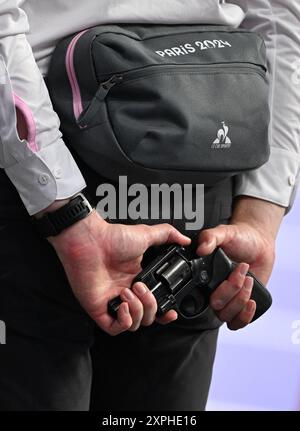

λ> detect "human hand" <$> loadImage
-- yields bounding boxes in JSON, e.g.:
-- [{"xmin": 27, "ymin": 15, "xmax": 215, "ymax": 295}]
[
  {"xmin": 48, "ymin": 211, "xmax": 191, "ymax": 335},
  {"xmin": 197, "ymin": 197, "xmax": 285, "ymax": 330}
]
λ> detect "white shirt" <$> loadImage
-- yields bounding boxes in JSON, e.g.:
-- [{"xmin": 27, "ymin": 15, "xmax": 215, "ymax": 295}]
[{"xmin": 0, "ymin": 0, "xmax": 299, "ymax": 215}]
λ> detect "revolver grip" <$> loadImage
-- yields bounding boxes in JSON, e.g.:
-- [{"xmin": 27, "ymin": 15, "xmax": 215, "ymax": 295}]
[
  {"xmin": 209, "ymin": 249, "xmax": 272, "ymax": 322},
  {"xmin": 247, "ymin": 270, "xmax": 273, "ymax": 322}
]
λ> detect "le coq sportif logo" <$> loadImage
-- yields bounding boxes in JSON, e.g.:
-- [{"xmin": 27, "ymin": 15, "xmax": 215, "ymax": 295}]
[{"xmin": 212, "ymin": 121, "xmax": 232, "ymax": 149}]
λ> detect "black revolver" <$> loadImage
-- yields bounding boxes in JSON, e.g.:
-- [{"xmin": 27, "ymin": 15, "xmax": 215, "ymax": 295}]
[{"xmin": 108, "ymin": 245, "xmax": 272, "ymax": 322}]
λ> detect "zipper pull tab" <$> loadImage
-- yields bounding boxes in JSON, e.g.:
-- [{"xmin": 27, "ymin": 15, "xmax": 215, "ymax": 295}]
[
  {"xmin": 77, "ymin": 75, "xmax": 123, "ymax": 128},
  {"xmin": 95, "ymin": 75, "xmax": 123, "ymax": 102}
]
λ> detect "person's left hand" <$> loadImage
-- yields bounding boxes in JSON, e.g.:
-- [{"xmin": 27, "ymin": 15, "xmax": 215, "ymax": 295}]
[{"xmin": 197, "ymin": 221, "xmax": 275, "ymax": 331}]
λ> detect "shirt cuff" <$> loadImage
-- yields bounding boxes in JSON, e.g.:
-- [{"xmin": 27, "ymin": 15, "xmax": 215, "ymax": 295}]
[
  {"xmin": 234, "ymin": 147, "xmax": 300, "ymax": 210},
  {"xmin": 5, "ymin": 138, "xmax": 87, "ymax": 215}
]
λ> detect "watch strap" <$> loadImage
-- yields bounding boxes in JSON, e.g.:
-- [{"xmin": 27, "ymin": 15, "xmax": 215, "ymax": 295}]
[{"xmin": 35, "ymin": 193, "xmax": 94, "ymax": 238}]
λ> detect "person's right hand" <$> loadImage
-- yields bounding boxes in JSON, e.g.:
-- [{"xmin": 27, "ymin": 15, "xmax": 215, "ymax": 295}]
[{"xmin": 48, "ymin": 211, "xmax": 191, "ymax": 336}]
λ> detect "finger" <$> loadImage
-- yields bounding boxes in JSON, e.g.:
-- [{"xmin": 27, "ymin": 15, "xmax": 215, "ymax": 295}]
[
  {"xmin": 197, "ymin": 224, "xmax": 237, "ymax": 256},
  {"xmin": 121, "ymin": 288, "xmax": 144, "ymax": 332},
  {"xmin": 132, "ymin": 282, "xmax": 157, "ymax": 326},
  {"xmin": 146, "ymin": 224, "xmax": 191, "ymax": 248},
  {"xmin": 217, "ymin": 276, "xmax": 254, "ymax": 323},
  {"xmin": 228, "ymin": 300, "xmax": 257, "ymax": 331},
  {"xmin": 210, "ymin": 263, "xmax": 249, "ymax": 310},
  {"xmin": 100, "ymin": 302, "xmax": 133, "ymax": 336},
  {"xmin": 156, "ymin": 309, "xmax": 178, "ymax": 325}
]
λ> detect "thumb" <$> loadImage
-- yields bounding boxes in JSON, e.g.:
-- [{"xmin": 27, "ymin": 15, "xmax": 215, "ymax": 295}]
[
  {"xmin": 146, "ymin": 224, "xmax": 191, "ymax": 248},
  {"xmin": 197, "ymin": 224, "xmax": 237, "ymax": 256}
]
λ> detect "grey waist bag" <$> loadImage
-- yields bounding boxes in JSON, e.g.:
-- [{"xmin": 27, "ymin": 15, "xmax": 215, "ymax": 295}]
[{"xmin": 47, "ymin": 24, "xmax": 270, "ymax": 185}]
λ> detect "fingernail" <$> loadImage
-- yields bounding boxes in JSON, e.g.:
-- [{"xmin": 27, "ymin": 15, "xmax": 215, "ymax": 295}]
[
  {"xmin": 245, "ymin": 276, "xmax": 254, "ymax": 291},
  {"xmin": 239, "ymin": 263, "xmax": 249, "ymax": 277},
  {"xmin": 123, "ymin": 303, "xmax": 130, "ymax": 314},
  {"xmin": 133, "ymin": 283, "xmax": 147, "ymax": 296},
  {"xmin": 123, "ymin": 288, "xmax": 134, "ymax": 301},
  {"xmin": 170, "ymin": 311, "xmax": 178, "ymax": 322}
]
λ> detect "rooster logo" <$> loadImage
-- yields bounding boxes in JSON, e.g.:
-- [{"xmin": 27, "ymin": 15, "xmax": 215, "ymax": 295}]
[{"xmin": 212, "ymin": 121, "xmax": 232, "ymax": 149}]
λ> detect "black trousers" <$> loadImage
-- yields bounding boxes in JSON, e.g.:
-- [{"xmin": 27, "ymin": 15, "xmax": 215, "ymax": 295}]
[{"xmin": 0, "ymin": 167, "xmax": 233, "ymax": 411}]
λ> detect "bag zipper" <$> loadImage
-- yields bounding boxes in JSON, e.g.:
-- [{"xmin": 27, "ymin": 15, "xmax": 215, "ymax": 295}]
[
  {"xmin": 77, "ymin": 63, "xmax": 266, "ymax": 128},
  {"xmin": 65, "ymin": 28, "xmax": 266, "ymax": 123},
  {"xmin": 100, "ymin": 62, "xmax": 265, "ymax": 95}
]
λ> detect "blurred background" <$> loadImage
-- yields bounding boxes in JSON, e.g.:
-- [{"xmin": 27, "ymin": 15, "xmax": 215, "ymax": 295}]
[{"xmin": 207, "ymin": 194, "xmax": 300, "ymax": 411}]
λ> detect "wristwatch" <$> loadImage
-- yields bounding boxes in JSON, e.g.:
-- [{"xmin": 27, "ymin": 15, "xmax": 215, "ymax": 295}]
[{"xmin": 35, "ymin": 193, "xmax": 94, "ymax": 238}]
